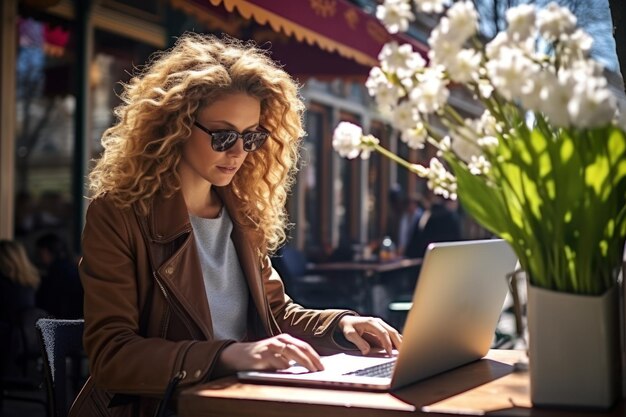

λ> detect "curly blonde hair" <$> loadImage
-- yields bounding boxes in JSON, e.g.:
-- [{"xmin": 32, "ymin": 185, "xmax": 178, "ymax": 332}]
[
  {"xmin": 0, "ymin": 240, "xmax": 40, "ymax": 289},
  {"xmin": 89, "ymin": 33, "xmax": 305, "ymax": 253}
]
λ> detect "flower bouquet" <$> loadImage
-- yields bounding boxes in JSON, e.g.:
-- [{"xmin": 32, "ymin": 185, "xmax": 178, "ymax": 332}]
[{"xmin": 333, "ymin": 0, "xmax": 626, "ymax": 408}]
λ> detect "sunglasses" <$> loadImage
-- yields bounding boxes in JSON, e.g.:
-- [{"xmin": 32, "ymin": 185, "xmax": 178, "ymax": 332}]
[{"xmin": 193, "ymin": 121, "xmax": 270, "ymax": 152}]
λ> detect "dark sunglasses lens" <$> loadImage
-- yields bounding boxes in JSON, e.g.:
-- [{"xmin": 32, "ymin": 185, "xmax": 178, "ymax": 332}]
[
  {"xmin": 242, "ymin": 132, "xmax": 269, "ymax": 152},
  {"xmin": 211, "ymin": 131, "xmax": 239, "ymax": 152}
]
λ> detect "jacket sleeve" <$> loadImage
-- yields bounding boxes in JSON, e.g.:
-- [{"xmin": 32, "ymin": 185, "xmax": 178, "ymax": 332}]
[
  {"xmin": 260, "ymin": 255, "xmax": 358, "ymax": 353},
  {"xmin": 80, "ymin": 198, "xmax": 233, "ymax": 395}
]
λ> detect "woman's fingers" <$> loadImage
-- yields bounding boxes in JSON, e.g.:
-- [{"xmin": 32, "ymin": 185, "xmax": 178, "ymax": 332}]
[
  {"xmin": 340, "ymin": 316, "xmax": 403, "ymax": 356},
  {"xmin": 342, "ymin": 324, "xmax": 372, "ymax": 355},
  {"xmin": 259, "ymin": 334, "xmax": 323, "ymax": 372}
]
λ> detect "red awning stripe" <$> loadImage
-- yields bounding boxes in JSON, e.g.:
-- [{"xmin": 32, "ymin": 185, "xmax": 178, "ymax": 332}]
[{"xmin": 170, "ymin": 0, "xmax": 427, "ymax": 68}]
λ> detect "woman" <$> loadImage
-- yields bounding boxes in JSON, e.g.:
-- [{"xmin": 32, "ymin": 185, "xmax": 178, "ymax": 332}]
[
  {"xmin": 0, "ymin": 240, "xmax": 40, "ymax": 379},
  {"xmin": 72, "ymin": 33, "xmax": 401, "ymax": 417},
  {"xmin": 0, "ymin": 240, "xmax": 40, "ymax": 324}
]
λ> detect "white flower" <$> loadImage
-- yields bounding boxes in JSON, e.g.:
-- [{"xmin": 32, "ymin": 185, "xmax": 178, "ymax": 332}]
[
  {"xmin": 332, "ymin": 122, "xmax": 363, "ymax": 159},
  {"xmin": 506, "ymin": 4, "xmax": 536, "ymax": 42},
  {"xmin": 373, "ymin": 84, "xmax": 405, "ymax": 108},
  {"xmin": 468, "ymin": 155, "xmax": 491, "ymax": 175},
  {"xmin": 393, "ymin": 100, "xmax": 421, "ymax": 131},
  {"xmin": 446, "ymin": 48, "xmax": 482, "ymax": 83},
  {"xmin": 485, "ymin": 45, "xmax": 536, "ymax": 101},
  {"xmin": 414, "ymin": 0, "xmax": 446, "ymax": 14},
  {"xmin": 537, "ymin": 71, "xmax": 572, "ymax": 127},
  {"xmin": 445, "ymin": 1, "xmax": 478, "ymax": 44},
  {"xmin": 428, "ymin": 27, "xmax": 461, "ymax": 67},
  {"xmin": 560, "ymin": 29, "xmax": 593, "ymax": 64},
  {"xmin": 426, "ymin": 158, "xmax": 457, "ymax": 200},
  {"xmin": 401, "ymin": 122, "xmax": 428, "ymax": 149},
  {"xmin": 365, "ymin": 66, "xmax": 390, "ymax": 97},
  {"xmin": 377, "ymin": 0, "xmax": 415, "ymax": 34},
  {"xmin": 429, "ymin": 1, "xmax": 478, "ymax": 57},
  {"xmin": 567, "ymin": 75, "xmax": 616, "ymax": 128},
  {"xmin": 537, "ymin": 2, "xmax": 576, "ymax": 41},
  {"xmin": 478, "ymin": 110, "xmax": 501, "ymax": 136},
  {"xmin": 477, "ymin": 136, "xmax": 499, "ymax": 149},
  {"xmin": 379, "ymin": 42, "xmax": 424, "ymax": 79},
  {"xmin": 485, "ymin": 32, "xmax": 509, "ymax": 60},
  {"xmin": 360, "ymin": 134, "xmax": 380, "ymax": 159},
  {"xmin": 409, "ymin": 67, "xmax": 449, "ymax": 114}
]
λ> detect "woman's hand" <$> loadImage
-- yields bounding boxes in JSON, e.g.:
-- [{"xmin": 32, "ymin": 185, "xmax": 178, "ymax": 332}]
[
  {"xmin": 218, "ymin": 334, "xmax": 324, "ymax": 373},
  {"xmin": 338, "ymin": 316, "xmax": 402, "ymax": 356}
]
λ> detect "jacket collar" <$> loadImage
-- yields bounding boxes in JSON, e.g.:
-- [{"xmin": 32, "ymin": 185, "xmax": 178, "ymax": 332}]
[
  {"xmin": 146, "ymin": 186, "xmax": 271, "ymax": 337},
  {"xmin": 147, "ymin": 186, "xmax": 250, "ymax": 242}
]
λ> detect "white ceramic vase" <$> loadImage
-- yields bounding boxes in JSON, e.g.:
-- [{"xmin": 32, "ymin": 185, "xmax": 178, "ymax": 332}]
[{"xmin": 527, "ymin": 284, "xmax": 620, "ymax": 409}]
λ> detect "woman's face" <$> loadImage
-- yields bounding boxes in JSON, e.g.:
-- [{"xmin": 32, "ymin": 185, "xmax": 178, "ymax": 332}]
[{"xmin": 179, "ymin": 92, "xmax": 261, "ymax": 187}]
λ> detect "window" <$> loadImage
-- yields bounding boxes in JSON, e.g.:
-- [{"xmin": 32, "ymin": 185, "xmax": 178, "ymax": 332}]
[{"xmin": 14, "ymin": 14, "xmax": 75, "ymax": 255}]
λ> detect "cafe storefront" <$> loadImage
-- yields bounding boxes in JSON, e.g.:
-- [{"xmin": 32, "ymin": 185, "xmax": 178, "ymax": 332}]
[{"xmin": 0, "ymin": 0, "xmax": 429, "ymax": 260}]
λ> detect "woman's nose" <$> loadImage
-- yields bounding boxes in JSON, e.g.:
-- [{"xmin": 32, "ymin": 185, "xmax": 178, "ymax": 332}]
[{"xmin": 226, "ymin": 138, "xmax": 246, "ymax": 156}]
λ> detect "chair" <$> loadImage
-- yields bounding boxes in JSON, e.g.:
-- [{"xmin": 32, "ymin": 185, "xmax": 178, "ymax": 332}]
[{"xmin": 35, "ymin": 319, "xmax": 85, "ymax": 417}]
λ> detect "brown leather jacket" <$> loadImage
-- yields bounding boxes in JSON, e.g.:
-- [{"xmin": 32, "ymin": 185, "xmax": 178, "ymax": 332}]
[{"xmin": 70, "ymin": 186, "xmax": 355, "ymax": 417}]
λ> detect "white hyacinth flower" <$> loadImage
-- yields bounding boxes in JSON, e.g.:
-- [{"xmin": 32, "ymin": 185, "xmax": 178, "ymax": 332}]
[
  {"xmin": 485, "ymin": 32, "xmax": 509, "ymax": 60},
  {"xmin": 486, "ymin": 46, "xmax": 534, "ymax": 101},
  {"xmin": 332, "ymin": 122, "xmax": 364, "ymax": 159},
  {"xmin": 401, "ymin": 122, "xmax": 428, "ymax": 149},
  {"xmin": 428, "ymin": 27, "xmax": 461, "ymax": 67},
  {"xmin": 468, "ymin": 155, "xmax": 491, "ymax": 175},
  {"xmin": 560, "ymin": 29, "xmax": 593, "ymax": 63},
  {"xmin": 478, "ymin": 110, "xmax": 502, "ymax": 136},
  {"xmin": 506, "ymin": 4, "xmax": 536, "ymax": 42},
  {"xmin": 426, "ymin": 158, "xmax": 457, "ymax": 200},
  {"xmin": 567, "ymin": 75, "xmax": 616, "ymax": 128},
  {"xmin": 374, "ymin": 84, "xmax": 405, "ymax": 109},
  {"xmin": 538, "ymin": 72, "xmax": 573, "ymax": 127},
  {"xmin": 537, "ymin": 2, "xmax": 576, "ymax": 41},
  {"xmin": 379, "ymin": 42, "xmax": 424, "ymax": 79},
  {"xmin": 365, "ymin": 66, "xmax": 390, "ymax": 97},
  {"xmin": 477, "ymin": 136, "xmax": 499, "ymax": 149},
  {"xmin": 446, "ymin": 48, "xmax": 482, "ymax": 83},
  {"xmin": 377, "ymin": 0, "xmax": 415, "ymax": 34},
  {"xmin": 359, "ymin": 135, "xmax": 380, "ymax": 160},
  {"xmin": 444, "ymin": 1, "xmax": 479, "ymax": 44},
  {"xmin": 414, "ymin": 0, "xmax": 446, "ymax": 14},
  {"xmin": 410, "ymin": 67, "xmax": 449, "ymax": 114}
]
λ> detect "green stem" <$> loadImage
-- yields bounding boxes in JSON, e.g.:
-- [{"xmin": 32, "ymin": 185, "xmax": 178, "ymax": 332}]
[{"xmin": 371, "ymin": 142, "xmax": 426, "ymax": 177}]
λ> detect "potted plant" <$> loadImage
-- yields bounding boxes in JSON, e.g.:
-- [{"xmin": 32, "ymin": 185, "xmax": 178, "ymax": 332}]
[{"xmin": 333, "ymin": 0, "xmax": 626, "ymax": 409}]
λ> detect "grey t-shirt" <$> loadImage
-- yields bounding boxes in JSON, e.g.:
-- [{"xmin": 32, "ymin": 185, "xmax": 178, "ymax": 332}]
[{"xmin": 189, "ymin": 209, "xmax": 248, "ymax": 341}]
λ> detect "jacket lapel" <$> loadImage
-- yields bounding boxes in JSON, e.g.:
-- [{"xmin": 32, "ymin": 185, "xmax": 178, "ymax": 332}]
[
  {"xmin": 143, "ymin": 187, "xmax": 271, "ymax": 340},
  {"xmin": 144, "ymin": 190, "xmax": 214, "ymax": 339}
]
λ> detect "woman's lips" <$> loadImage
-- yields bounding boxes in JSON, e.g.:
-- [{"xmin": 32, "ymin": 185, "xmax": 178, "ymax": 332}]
[{"xmin": 217, "ymin": 166, "xmax": 237, "ymax": 174}]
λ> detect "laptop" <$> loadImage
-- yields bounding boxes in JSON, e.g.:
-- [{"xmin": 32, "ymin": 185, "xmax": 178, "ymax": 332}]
[{"xmin": 238, "ymin": 239, "xmax": 517, "ymax": 391}]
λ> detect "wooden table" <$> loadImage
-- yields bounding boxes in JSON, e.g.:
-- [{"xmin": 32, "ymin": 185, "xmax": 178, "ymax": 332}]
[
  {"xmin": 178, "ymin": 349, "xmax": 625, "ymax": 417},
  {"xmin": 306, "ymin": 258, "xmax": 423, "ymax": 313}
]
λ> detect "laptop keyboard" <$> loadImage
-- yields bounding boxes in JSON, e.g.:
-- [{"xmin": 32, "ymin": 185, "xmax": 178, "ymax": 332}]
[{"xmin": 344, "ymin": 360, "xmax": 396, "ymax": 378}]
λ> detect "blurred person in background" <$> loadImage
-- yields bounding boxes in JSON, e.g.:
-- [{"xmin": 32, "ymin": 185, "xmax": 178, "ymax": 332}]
[
  {"xmin": 35, "ymin": 232, "xmax": 83, "ymax": 319},
  {"xmin": 0, "ymin": 240, "xmax": 41, "ymax": 378}
]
